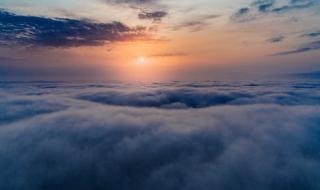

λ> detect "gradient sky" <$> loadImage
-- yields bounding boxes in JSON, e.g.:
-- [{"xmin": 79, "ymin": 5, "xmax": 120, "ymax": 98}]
[{"xmin": 0, "ymin": 0, "xmax": 320, "ymax": 81}]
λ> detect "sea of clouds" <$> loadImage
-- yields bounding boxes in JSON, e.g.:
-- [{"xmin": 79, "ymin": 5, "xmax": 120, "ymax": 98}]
[{"xmin": 0, "ymin": 79, "xmax": 320, "ymax": 190}]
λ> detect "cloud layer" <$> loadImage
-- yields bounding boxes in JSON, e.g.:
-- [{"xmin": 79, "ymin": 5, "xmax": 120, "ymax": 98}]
[
  {"xmin": 0, "ymin": 80, "xmax": 320, "ymax": 189},
  {"xmin": 77, "ymin": 81, "xmax": 320, "ymax": 108}
]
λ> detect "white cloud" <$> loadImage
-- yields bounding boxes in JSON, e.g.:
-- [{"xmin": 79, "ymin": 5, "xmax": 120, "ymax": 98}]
[{"xmin": 0, "ymin": 81, "xmax": 320, "ymax": 189}]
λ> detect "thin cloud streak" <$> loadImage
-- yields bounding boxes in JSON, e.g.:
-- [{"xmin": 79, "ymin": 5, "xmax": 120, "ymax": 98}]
[
  {"xmin": 173, "ymin": 14, "xmax": 221, "ymax": 32},
  {"xmin": 267, "ymin": 35, "xmax": 285, "ymax": 43},
  {"xmin": 271, "ymin": 40, "xmax": 320, "ymax": 56}
]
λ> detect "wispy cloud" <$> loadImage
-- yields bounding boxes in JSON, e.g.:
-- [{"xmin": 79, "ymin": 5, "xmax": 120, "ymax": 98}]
[
  {"xmin": 234, "ymin": 7, "xmax": 250, "ymax": 16},
  {"xmin": 272, "ymin": 40, "xmax": 320, "ymax": 56},
  {"xmin": 173, "ymin": 14, "xmax": 220, "ymax": 32},
  {"xmin": 302, "ymin": 31, "xmax": 320, "ymax": 38},
  {"xmin": 138, "ymin": 11, "xmax": 167, "ymax": 22},
  {"xmin": 149, "ymin": 52, "xmax": 188, "ymax": 58},
  {"xmin": 267, "ymin": 35, "xmax": 285, "ymax": 43},
  {"xmin": 102, "ymin": 0, "xmax": 165, "ymax": 10},
  {"xmin": 231, "ymin": 0, "xmax": 317, "ymax": 22}
]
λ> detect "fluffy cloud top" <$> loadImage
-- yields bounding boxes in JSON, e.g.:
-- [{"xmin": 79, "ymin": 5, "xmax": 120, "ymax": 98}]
[{"xmin": 0, "ymin": 80, "xmax": 320, "ymax": 190}]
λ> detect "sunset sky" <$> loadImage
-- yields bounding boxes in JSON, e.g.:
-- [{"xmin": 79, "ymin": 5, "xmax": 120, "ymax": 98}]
[
  {"xmin": 0, "ymin": 0, "xmax": 320, "ymax": 81},
  {"xmin": 1, "ymin": 1, "xmax": 320, "ymax": 189}
]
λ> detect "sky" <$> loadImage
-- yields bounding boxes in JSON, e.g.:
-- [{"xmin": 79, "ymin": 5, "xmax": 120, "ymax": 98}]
[{"xmin": 0, "ymin": 0, "xmax": 320, "ymax": 81}]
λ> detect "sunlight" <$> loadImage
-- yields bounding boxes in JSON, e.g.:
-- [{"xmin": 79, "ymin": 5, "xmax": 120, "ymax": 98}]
[
  {"xmin": 138, "ymin": 56, "xmax": 146, "ymax": 64},
  {"xmin": 135, "ymin": 56, "xmax": 153, "ymax": 66}
]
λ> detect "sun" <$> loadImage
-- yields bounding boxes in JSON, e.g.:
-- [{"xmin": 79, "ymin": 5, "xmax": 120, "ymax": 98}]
[
  {"xmin": 135, "ymin": 56, "xmax": 153, "ymax": 66},
  {"xmin": 138, "ymin": 56, "xmax": 145, "ymax": 64}
]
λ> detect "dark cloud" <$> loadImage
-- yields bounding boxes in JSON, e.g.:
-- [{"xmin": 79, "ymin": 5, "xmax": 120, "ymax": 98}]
[
  {"xmin": 257, "ymin": 0, "xmax": 315, "ymax": 12},
  {"xmin": 302, "ymin": 31, "xmax": 320, "ymax": 38},
  {"xmin": 0, "ymin": 10, "xmax": 147, "ymax": 48},
  {"xmin": 271, "ymin": 0, "xmax": 314, "ymax": 12},
  {"xmin": 272, "ymin": 40, "xmax": 320, "ymax": 56},
  {"xmin": 230, "ymin": 7, "xmax": 253, "ymax": 22},
  {"xmin": 77, "ymin": 85, "xmax": 320, "ymax": 108},
  {"xmin": 173, "ymin": 14, "xmax": 220, "ymax": 32},
  {"xmin": 103, "ymin": 0, "xmax": 167, "ymax": 21},
  {"xmin": 231, "ymin": 0, "xmax": 316, "ymax": 22},
  {"xmin": 78, "ymin": 90, "xmax": 246, "ymax": 108},
  {"xmin": 267, "ymin": 35, "xmax": 285, "ymax": 43},
  {"xmin": 234, "ymin": 7, "xmax": 251, "ymax": 16},
  {"xmin": 138, "ymin": 11, "xmax": 167, "ymax": 22},
  {"xmin": 250, "ymin": 0, "xmax": 275, "ymax": 13}
]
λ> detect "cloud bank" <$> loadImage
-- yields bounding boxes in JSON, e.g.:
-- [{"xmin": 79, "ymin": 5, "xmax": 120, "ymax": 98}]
[
  {"xmin": 0, "ymin": 10, "xmax": 146, "ymax": 48},
  {"xmin": 77, "ymin": 81, "xmax": 320, "ymax": 108},
  {"xmin": 0, "ymin": 80, "xmax": 320, "ymax": 190}
]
